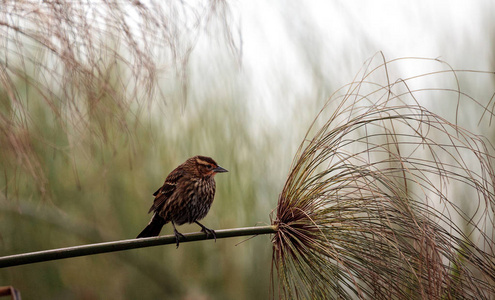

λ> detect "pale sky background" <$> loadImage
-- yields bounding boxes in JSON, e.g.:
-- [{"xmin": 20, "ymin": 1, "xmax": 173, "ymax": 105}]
[{"xmin": 212, "ymin": 0, "xmax": 494, "ymax": 131}]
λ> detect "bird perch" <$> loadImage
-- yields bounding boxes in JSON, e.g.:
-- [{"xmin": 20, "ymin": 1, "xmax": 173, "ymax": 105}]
[{"xmin": 0, "ymin": 226, "xmax": 277, "ymax": 268}]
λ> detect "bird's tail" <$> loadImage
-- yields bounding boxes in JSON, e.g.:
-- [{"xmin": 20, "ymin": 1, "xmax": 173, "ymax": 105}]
[{"xmin": 137, "ymin": 213, "xmax": 167, "ymax": 238}]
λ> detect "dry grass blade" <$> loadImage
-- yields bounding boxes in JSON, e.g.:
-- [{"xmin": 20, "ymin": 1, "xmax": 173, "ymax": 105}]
[{"xmin": 273, "ymin": 55, "xmax": 495, "ymax": 299}]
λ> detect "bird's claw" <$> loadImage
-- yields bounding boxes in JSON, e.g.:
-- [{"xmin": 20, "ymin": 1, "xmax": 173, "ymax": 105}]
[
  {"xmin": 201, "ymin": 227, "xmax": 217, "ymax": 242},
  {"xmin": 174, "ymin": 229, "xmax": 186, "ymax": 248}
]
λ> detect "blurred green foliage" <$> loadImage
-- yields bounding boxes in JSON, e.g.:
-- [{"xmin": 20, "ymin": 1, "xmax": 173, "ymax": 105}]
[
  {"xmin": 1, "ymin": 2, "xmax": 492, "ymax": 298},
  {"xmin": 0, "ymin": 59, "xmax": 300, "ymax": 299}
]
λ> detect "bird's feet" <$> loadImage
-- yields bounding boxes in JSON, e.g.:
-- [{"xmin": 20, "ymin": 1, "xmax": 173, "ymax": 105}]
[
  {"xmin": 173, "ymin": 228, "xmax": 186, "ymax": 248},
  {"xmin": 195, "ymin": 221, "xmax": 217, "ymax": 242}
]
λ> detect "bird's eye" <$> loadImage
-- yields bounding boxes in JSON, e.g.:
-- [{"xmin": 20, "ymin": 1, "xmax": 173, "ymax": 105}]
[{"xmin": 207, "ymin": 164, "xmax": 213, "ymax": 170}]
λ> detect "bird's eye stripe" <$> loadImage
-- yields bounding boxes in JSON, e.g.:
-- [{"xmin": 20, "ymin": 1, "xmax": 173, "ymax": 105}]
[{"xmin": 196, "ymin": 158, "xmax": 210, "ymax": 165}]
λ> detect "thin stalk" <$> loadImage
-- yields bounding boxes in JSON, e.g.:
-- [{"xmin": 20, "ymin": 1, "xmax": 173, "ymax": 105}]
[{"xmin": 0, "ymin": 226, "xmax": 277, "ymax": 268}]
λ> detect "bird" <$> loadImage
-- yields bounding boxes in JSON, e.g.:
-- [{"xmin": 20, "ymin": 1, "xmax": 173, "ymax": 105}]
[{"xmin": 136, "ymin": 155, "xmax": 228, "ymax": 247}]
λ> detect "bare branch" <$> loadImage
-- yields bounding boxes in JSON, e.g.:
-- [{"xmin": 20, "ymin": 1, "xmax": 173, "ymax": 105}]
[{"xmin": 0, "ymin": 225, "xmax": 277, "ymax": 268}]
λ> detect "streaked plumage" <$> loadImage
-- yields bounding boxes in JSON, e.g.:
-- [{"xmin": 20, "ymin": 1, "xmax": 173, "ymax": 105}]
[{"xmin": 137, "ymin": 156, "xmax": 228, "ymax": 247}]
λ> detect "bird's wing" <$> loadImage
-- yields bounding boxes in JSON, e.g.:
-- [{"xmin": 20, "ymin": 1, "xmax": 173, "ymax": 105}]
[{"xmin": 147, "ymin": 168, "xmax": 184, "ymax": 213}]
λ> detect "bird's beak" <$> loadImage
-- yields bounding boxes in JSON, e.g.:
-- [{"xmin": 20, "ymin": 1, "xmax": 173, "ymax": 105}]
[{"xmin": 213, "ymin": 166, "xmax": 228, "ymax": 173}]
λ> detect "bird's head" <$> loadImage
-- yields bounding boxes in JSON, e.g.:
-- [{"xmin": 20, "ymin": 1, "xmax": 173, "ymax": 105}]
[{"xmin": 189, "ymin": 155, "xmax": 228, "ymax": 178}]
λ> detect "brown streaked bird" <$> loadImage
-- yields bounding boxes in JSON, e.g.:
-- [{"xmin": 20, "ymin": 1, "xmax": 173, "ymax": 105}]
[{"xmin": 137, "ymin": 155, "xmax": 228, "ymax": 247}]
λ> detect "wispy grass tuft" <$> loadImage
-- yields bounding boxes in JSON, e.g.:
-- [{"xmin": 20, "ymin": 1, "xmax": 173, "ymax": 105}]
[
  {"xmin": 0, "ymin": 1, "xmax": 237, "ymax": 197},
  {"xmin": 273, "ymin": 55, "xmax": 495, "ymax": 299}
]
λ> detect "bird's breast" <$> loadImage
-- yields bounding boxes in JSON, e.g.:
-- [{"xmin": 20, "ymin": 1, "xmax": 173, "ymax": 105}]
[{"xmin": 168, "ymin": 177, "xmax": 216, "ymax": 225}]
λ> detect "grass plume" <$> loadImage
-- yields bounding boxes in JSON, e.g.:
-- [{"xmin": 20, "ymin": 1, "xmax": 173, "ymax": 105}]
[{"xmin": 273, "ymin": 55, "xmax": 495, "ymax": 299}]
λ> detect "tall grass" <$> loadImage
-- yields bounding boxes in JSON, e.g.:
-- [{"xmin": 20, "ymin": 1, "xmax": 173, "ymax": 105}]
[
  {"xmin": 0, "ymin": 0, "xmax": 238, "ymax": 198},
  {"xmin": 0, "ymin": 2, "xmax": 279, "ymax": 299}
]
